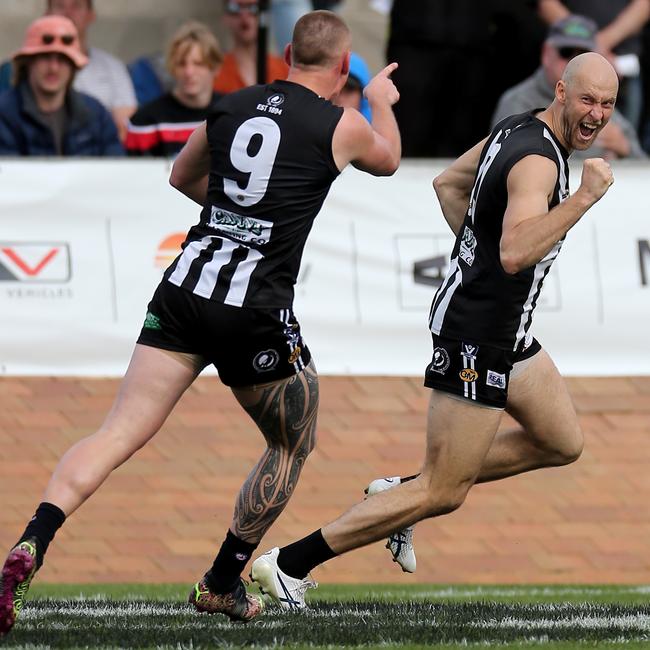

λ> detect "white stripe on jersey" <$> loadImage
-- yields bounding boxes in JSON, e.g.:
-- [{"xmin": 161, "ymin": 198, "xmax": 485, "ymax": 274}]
[
  {"xmin": 512, "ymin": 130, "xmax": 567, "ymax": 351},
  {"xmin": 468, "ymin": 129, "xmax": 502, "ymax": 224},
  {"xmin": 430, "ymin": 257, "xmax": 462, "ymax": 334},
  {"xmin": 224, "ymin": 246, "xmax": 263, "ymax": 307},
  {"xmin": 168, "ymin": 236, "xmax": 213, "ymax": 288},
  {"xmin": 194, "ymin": 238, "xmax": 238, "ymax": 300}
]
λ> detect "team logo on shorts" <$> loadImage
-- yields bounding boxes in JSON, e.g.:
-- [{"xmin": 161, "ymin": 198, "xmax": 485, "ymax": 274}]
[
  {"xmin": 253, "ymin": 349, "xmax": 279, "ymax": 372},
  {"xmin": 486, "ymin": 370, "xmax": 506, "ymax": 389},
  {"xmin": 143, "ymin": 311, "xmax": 162, "ymax": 330},
  {"xmin": 431, "ymin": 347, "xmax": 450, "ymax": 374},
  {"xmin": 288, "ymin": 346, "xmax": 302, "ymax": 364},
  {"xmin": 461, "ymin": 343, "xmax": 479, "ymax": 360},
  {"xmin": 459, "ymin": 368, "xmax": 479, "ymax": 382}
]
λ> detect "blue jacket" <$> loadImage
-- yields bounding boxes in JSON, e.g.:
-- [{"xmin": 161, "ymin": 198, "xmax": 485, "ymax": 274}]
[{"xmin": 0, "ymin": 81, "xmax": 124, "ymax": 156}]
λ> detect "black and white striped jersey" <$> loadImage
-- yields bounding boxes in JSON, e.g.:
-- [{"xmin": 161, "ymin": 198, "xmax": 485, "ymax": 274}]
[
  {"xmin": 165, "ymin": 79, "xmax": 344, "ymax": 308},
  {"xmin": 429, "ymin": 112, "xmax": 570, "ymax": 352}
]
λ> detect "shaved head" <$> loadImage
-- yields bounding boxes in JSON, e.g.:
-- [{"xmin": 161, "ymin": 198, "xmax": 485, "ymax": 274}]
[
  {"xmin": 291, "ymin": 10, "xmax": 351, "ymax": 69},
  {"xmin": 562, "ymin": 52, "xmax": 618, "ymax": 93}
]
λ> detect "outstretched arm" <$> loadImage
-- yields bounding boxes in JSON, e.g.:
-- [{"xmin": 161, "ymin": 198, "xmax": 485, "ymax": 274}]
[
  {"xmin": 432, "ymin": 137, "xmax": 487, "ymax": 235},
  {"xmin": 169, "ymin": 122, "xmax": 210, "ymax": 206},
  {"xmin": 332, "ymin": 62, "xmax": 401, "ymax": 176},
  {"xmin": 500, "ymin": 155, "xmax": 614, "ymax": 274}
]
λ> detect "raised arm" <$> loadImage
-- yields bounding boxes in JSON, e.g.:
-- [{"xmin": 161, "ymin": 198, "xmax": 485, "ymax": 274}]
[
  {"xmin": 332, "ymin": 62, "xmax": 401, "ymax": 176},
  {"xmin": 432, "ymin": 137, "xmax": 487, "ymax": 235},
  {"xmin": 597, "ymin": 0, "xmax": 650, "ymax": 52},
  {"xmin": 500, "ymin": 155, "xmax": 613, "ymax": 274},
  {"xmin": 169, "ymin": 122, "xmax": 210, "ymax": 206}
]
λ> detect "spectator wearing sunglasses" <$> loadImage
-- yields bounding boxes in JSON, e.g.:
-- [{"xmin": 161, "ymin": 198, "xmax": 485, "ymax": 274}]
[
  {"xmin": 491, "ymin": 14, "xmax": 646, "ymax": 159},
  {"xmin": 214, "ymin": 0, "xmax": 289, "ymax": 94},
  {"xmin": 0, "ymin": 15, "xmax": 123, "ymax": 156},
  {"xmin": 46, "ymin": 0, "xmax": 137, "ymax": 141}
]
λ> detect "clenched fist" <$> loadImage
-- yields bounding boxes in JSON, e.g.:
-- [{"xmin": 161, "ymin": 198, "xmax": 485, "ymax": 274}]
[
  {"xmin": 579, "ymin": 158, "xmax": 614, "ymax": 204},
  {"xmin": 363, "ymin": 62, "xmax": 400, "ymax": 107}
]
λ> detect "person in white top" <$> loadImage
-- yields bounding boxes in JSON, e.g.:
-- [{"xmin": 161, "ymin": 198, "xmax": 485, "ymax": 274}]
[{"xmin": 46, "ymin": 0, "xmax": 137, "ymax": 140}]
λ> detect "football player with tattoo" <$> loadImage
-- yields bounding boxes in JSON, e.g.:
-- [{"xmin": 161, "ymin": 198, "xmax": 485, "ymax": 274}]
[
  {"xmin": 0, "ymin": 10, "xmax": 400, "ymax": 634},
  {"xmin": 252, "ymin": 52, "xmax": 617, "ymax": 608}
]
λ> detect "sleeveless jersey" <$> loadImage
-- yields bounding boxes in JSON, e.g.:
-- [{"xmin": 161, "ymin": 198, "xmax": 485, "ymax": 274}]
[
  {"xmin": 165, "ymin": 79, "xmax": 344, "ymax": 308},
  {"xmin": 429, "ymin": 112, "xmax": 570, "ymax": 352}
]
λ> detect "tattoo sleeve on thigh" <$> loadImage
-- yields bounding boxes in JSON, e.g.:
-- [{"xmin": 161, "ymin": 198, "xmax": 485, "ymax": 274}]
[{"xmin": 232, "ymin": 361, "xmax": 319, "ymax": 542}]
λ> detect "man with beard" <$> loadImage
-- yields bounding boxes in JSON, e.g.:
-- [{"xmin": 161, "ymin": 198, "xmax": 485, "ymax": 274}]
[
  {"xmin": 251, "ymin": 52, "xmax": 617, "ymax": 608},
  {"xmin": 0, "ymin": 15, "xmax": 122, "ymax": 156}
]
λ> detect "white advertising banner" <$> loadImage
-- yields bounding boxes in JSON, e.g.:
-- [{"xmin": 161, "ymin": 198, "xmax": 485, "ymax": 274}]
[{"xmin": 0, "ymin": 160, "xmax": 648, "ymax": 376}]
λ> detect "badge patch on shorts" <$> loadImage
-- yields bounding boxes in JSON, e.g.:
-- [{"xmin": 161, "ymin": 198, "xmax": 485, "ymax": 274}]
[
  {"xmin": 431, "ymin": 347, "xmax": 450, "ymax": 374},
  {"xmin": 253, "ymin": 349, "xmax": 279, "ymax": 372},
  {"xmin": 461, "ymin": 343, "xmax": 479, "ymax": 360},
  {"xmin": 143, "ymin": 311, "xmax": 162, "ymax": 330},
  {"xmin": 459, "ymin": 368, "xmax": 479, "ymax": 382},
  {"xmin": 486, "ymin": 370, "xmax": 506, "ymax": 389}
]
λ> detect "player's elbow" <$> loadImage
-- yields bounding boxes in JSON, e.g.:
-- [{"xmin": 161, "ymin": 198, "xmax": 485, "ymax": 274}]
[
  {"xmin": 168, "ymin": 162, "xmax": 186, "ymax": 192},
  {"xmin": 500, "ymin": 246, "xmax": 524, "ymax": 275}
]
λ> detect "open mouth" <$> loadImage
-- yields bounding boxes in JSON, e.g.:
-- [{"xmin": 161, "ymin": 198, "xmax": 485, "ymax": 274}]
[{"xmin": 579, "ymin": 122, "xmax": 598, "ymax": 139}]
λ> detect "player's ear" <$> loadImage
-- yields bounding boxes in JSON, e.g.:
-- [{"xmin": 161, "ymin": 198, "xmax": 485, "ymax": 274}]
[
  {"xmin": 555, "ymin": 79, "xmax": 567, "ymax": 104},
  {"xmin": 284, "ymin": 43, "xmax": 292, "ymax": 67},
  {"xmin": 341, "ymin": 50, "xmax": 351, "ymax": 77}
]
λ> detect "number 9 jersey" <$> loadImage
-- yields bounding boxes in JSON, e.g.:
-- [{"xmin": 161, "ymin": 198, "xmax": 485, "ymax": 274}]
[{"xmin": 164, "ymin": 80, "xmax": 344, "ymax": 309}]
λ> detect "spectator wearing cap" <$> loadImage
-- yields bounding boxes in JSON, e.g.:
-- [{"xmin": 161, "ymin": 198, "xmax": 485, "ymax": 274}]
[
  {"xmin": 0, "ymin": 15, "xmax": 123, "ymax": 156},
  {"xmin": 46, "ymin": 0, "xmax": 137, "ymax": 141},
  {"xmin": 333, "ymin": 51, "xmax": 372, "ymax": 122},
  {"xmin": 537, "ymin": 0, "xmax": 650, "ymax": 131},
  {"xmin": 126, "ymin": 22, "xmax": 224, "ymax": 158},
  {"xmin": 214, "ymin": 0, "xmax": 289, "ymax": 94},
  {"xmin": 491, "ymin": 14, "xmax": 646, "ymax": 159}
]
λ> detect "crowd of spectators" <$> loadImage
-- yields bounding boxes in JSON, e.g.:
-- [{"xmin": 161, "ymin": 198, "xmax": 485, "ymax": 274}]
[{"xmin": 0, "ymin": 0, "xmax": 649, "ymax": 159}]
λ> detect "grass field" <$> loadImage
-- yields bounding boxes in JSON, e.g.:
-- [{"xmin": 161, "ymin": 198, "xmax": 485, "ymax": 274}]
[{"xmin": 1, "ymin": 583, "xmax": 650, "ymax": 649}]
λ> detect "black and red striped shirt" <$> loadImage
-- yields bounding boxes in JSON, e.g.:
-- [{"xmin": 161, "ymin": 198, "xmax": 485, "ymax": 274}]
[{"xmin": 126, "ymin": 92, "xmax": 222, "ymax": 157}]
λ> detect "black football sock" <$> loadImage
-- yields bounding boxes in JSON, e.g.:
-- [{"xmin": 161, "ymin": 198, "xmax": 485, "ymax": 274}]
[
  {"xmin": 206, "ymin": 530, "xmax": 258, "ymax": 594},
  {"xmin": 18, "ymin": 502, "xmax": 66, "ymax": 568},
  {"xmin": 277, "ymin": 529, "xmax": 337, "ymax": 579}
]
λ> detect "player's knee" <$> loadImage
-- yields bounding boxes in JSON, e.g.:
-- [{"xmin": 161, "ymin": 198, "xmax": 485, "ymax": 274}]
[
  {"xmin": 416, "ymin": 477, "xmax": 471, "ymax": 518},
  {"xmin": 554, "ymin": 424, "xmax": 583, "ymax": 465}
]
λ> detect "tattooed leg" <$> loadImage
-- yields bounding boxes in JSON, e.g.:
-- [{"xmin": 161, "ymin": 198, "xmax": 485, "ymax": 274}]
[{"xmin": 229, "ymin": 360, "xmax": 319, "ymax": 544}]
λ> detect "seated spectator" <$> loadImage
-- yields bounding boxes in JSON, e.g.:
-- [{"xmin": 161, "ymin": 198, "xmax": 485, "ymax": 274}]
[
  {"xmin": 491, "ymin": 15, "xmax": 647, "ymax": 159},
  {"xmin": 333, "ymin": 52, "xmax": 372, "ymax": 122},
  {"xmin": 126, "ymin": 22, "xmax": 223, "ymax": 157},
  {"xmin": 46, "ymin": 0, "xmax": 137, "ymax": 140},
  {"xmin": 0, "ymin": 16, "xmax": 123, "ymax": 156},
  {"xmin": 214, "ymin": 0, "xmax": 289, "ymax": 93}
]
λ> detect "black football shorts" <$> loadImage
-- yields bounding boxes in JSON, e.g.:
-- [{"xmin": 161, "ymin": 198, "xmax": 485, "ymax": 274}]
[
  {"xmin": 137, "ymin": 280, "xmax": 311, "ymax": 387},
  {"xmin": 424, "ymin": 333, "xmax": 542, "ymax": 409}
]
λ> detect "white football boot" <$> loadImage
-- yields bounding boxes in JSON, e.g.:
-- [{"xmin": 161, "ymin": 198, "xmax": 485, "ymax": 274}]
[
  {"xmin": 250, "ymin": 547, "xmax": 317, "ymax": 610},
  {"xmin": 365, "ymin": 476, "xmax": 417, "ymax": 573}
]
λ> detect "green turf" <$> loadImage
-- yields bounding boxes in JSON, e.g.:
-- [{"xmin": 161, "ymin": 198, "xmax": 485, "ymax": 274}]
[{"xmin": 1, "ymin": 584, "xmax": 649, "ymax": 649}]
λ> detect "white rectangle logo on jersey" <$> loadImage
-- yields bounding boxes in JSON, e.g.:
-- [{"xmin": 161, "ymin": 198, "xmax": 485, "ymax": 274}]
[
  {"xmin": 209, "ymin": 206, "xmax": 273, "ymax": 245},
  {"xmin": 459, "ymin": 226, "xmax": 477, "ymax": 266},
  {"xmin": 486, "ymin": 370, "xmax": 507, "ymax": 390}
]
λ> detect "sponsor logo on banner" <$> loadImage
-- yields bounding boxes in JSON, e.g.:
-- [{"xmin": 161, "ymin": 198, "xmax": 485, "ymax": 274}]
[
  {"xmin": 486, "ymin": 370, "xmax": 507, "ymax": 389},
  {"xmin": 459, "ymin": 368, "xmax": 478, "ymax": 382},
  {"xmin": 461, "ymin": 343, "xmax": 479, "ymax": 360},
  {"xmin": 459, "ymin": 226, "xmax": 477, "ymax": 266},
  {"xmin": 209, "ymin": 206, "xmax": 273, "ymax": 245},
  {"xmin": 155, "ymin": 233, "xmax": 185, "ymax": 269},
  {"xmin": 0, "ymin": 243, "xmax": 70, "ymax": 283},
  {"xmin": 431, "ymin": 347, "xmax": 450, "ymax": 374},
  {"xmin": 253, "ymin": 349, "xmax": 279, "ymax": 372}
]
